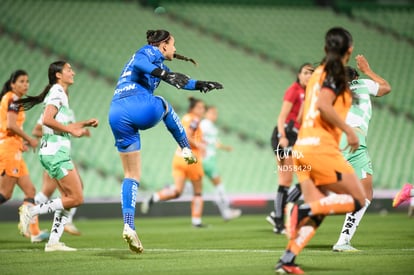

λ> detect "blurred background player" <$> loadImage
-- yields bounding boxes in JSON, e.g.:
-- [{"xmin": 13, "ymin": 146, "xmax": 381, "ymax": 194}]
[
  {"xmin": 18, "ymin": 61, "xmax": 98, "ymax": 252},
  {"xmin": 332, "ymin": 55, "xmax": 391, "ymax": 252},
  {"xmin": 267, "ymin": 63, "xmax": 313, "ymax": 234},
  {"xmin": 200, "ymin": 105, "xmax": 241, "ymax": 221},
  {"xmin": 0, "ymin": 69, "xmax": 49, "ymax": 243},
  {"xmin": 275, "ymin": 27, "xmax": 367, "ymax": 274},
  {"xmin": 109, "ymin": 29, "xmax": 222, "ymax": 252},
  {"xmin": 32, "ymin": 110, "xmax": 89, "ymax": 236},
  {"xmin": 393, "ymin": 183, "xmax": 414, "ymax": 211},
  {"xmin": 142, "ymin": 97, "xmax": 208, "ymax": 227}
]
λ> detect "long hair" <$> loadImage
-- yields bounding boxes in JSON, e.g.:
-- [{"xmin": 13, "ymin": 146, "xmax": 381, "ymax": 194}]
[
  {"xmin": 147, "ymin": 29, "xmax": 197, "ymax": 66},
  {"xmin": 0, "ymin": 70, "xmax": 28, "ymax": 101},
  {"xmin": 322, "ymin": 27, "xmax": 353, "ymax": 94},
  {"xmin": 15, "ymin": 61, "xmax": 67, "ymax": 111}
]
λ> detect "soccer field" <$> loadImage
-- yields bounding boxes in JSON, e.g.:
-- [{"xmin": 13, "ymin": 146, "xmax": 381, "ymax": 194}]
[{"xmin": 0, "ymin": 213, "xmax": 413, "ymax": 274}]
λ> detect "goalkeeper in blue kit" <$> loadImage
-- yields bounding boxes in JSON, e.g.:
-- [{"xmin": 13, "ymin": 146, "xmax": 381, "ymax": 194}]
[{"xmin": 108, "ymin": 29, "xmax": 223, "ymax": 253}]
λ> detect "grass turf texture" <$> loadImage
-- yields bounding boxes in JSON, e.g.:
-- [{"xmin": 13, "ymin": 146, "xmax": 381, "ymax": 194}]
[{"xmin": 0, "ymin": 213, "xmax": 413, "ymax": 274}]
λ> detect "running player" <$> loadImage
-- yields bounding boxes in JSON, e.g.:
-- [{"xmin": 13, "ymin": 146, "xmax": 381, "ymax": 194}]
[
  {"xmin": 32, "ymin": 111, "xmax": 87, "ymax": 236},
  {"xmin": 18, "ymin": 61, "xmax": 99, "ymax": 252},
  {"xmin": 393, "ymin": 183, "xmax": 414, "ymax": 208},
  {"xmin": 275, "ymin": 27, "xmax": 367, "ymax": 274},
  {"xmin": 199, "ymin": 105, "xmax": 241, "ymax": 220},
  {"xmin": 268, "ymin": 63, "xmax": 313, "ymax": 234},
  {"xmin": 141, "ymin": 97, "xmax": 208, "ymax": 227},
  {"xmin": 109, "ymin": 29, "xmax": 222, "ymax": 253},
  {"xmin": 0, "ymin": 70, "xmax": 49, "ymax": 243},
  {"xmin": 332, "ymin": 55, "xmax": 391, "ymax": 252}
]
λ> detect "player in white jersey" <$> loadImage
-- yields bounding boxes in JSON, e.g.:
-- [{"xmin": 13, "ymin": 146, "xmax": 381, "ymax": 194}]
[
  {"xmin": 200, "ymin": 106, "xmax": 241, "ymax": 220},
  {"xmin": 333, "ymin": 55, "xmax": 391, "ymax": 252},
  {"xmin": 16, "ymin": 61, "xmax": 98, "ymax": 251},
  {"xmin": 32, "ymin": 110, "xmax": 86, "ymax": 236}
]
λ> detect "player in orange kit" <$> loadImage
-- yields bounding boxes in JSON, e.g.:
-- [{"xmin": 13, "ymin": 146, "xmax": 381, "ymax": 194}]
[
  {"xmin": 0, "ymin": 70, "xmax": 49, "ymax": 243},
  {"xmin": 275, "ymin": 27, "xmax": 367, "ymax": 274},
  {"xmin": 141, "ymin": 97, "xmax": 207, "ymax": 227}
]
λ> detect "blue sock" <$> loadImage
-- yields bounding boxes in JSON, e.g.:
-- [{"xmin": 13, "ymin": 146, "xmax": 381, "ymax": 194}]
[
  {"xmin": 121, "ymin": 178, "xmax": 139, "ymax": 230},
  {"xmin": 163, "ymin": 103, "xmax": 190, "ymax": 149}
]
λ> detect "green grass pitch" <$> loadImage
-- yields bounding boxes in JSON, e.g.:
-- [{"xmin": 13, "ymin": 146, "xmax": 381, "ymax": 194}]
[{"xmin": 0, "ymin": 213, "xmax": 413, "ymax": 274}]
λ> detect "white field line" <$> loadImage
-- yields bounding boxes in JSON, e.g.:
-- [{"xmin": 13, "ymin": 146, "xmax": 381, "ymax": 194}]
[{"xmin": 0, "ymin": 247, "xmax": 413, "ymax": 253}]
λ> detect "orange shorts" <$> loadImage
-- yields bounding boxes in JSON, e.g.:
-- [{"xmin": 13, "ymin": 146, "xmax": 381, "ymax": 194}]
[
  {"xmin": 0, "ymin": 143, "xmax": 29, "ymax": 178},
  {"xmin": 293, "ymin": 149, "xmax": 354, "ymax": 186},
  {"xmin": 172, "ymin": 155, "xmax": 204, "ymax": 182}
]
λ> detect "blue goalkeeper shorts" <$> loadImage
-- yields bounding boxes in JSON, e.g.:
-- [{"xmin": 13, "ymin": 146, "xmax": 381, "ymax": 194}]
[{"xmin": 109, "ymin": 93, "xmax": 167, "ymax": 152}]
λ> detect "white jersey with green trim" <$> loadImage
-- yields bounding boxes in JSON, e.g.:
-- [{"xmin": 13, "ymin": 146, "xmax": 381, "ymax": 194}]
[
  {"xmin": 346, "ymin": 79, "xmax": 379, "ymax": 136},
  {"xmin": 39, "ymin": 84, "xmax": 73, "ymax": 155},
  {"xmin": 200, "ymin": 118, "xmax": 218, "ymax": 159},
  {"xmin": 37, "ymin": 107, "xmax": 75, "ymax": 126}
]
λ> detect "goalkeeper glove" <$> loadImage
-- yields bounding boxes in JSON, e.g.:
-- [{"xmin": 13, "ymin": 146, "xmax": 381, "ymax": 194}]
[
  {"xmin": 151, "ymin": 68, "xmax": 189, "ymax": 89},
  {"xmin": 195, "ymin": 81, "xmax": 223, "ymax": 93}
]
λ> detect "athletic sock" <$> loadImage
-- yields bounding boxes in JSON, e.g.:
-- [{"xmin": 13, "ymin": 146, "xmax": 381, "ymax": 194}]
[
  {"xmin": 274, "ymin": 186, "xmax": 289, "ymax": 223},
  {"xmin": 191, "ymin": 195, "xmax": 204, "ymax": 225},
  {"xmin": 30, "ymin": 198, "xmax": 64, "ymax": 216},
  {"xmin": 162, "ymin": 103, "xmax": 190, "ymax": 149},
  {"xmin": 121, "ymin": 178, "xmax": 139, "ymax": 230},
  {"xmin": 305, "ymin": 194, "xmax": 361, "ymax": 216},
  {"xmin": 335, "ymin": 199, "xmax": 371, "ymax": 245},
  {"xmin": 48, "ymin": 209, "xmax": 70, "ymax": 245},
  {"xmin": 214, "ymin": 183, "xmax": 230, "ymax": 216},
  {"xmin": 35, "ymin": 192, "xmax": 49, "ymax": 205},
  {"xmin": 23, "ymin": 199, "xmax": 40, "ymax": 236},
  {"xmin": 279, "ymin": 250, "xmax": 296, "ymax": 265},
  {"xmin": 67, "ymin": 208, "xmax": 77, "ymax": 224},
  {"xmin": 286, "ymin": 183, "xmax": 302, "ymax": 203},
  {"xmin": 286, "ymin": 215, "xmax": 324, "ymax": 256}
]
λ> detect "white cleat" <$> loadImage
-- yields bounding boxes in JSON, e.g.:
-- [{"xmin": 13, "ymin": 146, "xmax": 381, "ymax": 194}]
[
  {"xmin": 182, "ymin": 147, "xmax": 197, "ymax": 164},
  {"xmin": 333, "ymin": 243, "xmax": 360, "ymax": 252},
  {"xmin": 123, "ymin": 224, "xmax": 144, "ymax": 254},
  {"xmin": 223, "ymin": 208, "xmax": 242, "ymax": 221},
  {"xmin": 18, "ymin": 205, "xmax": 32, "ymax": 237},
  {"xmin": 45, "ymin": 242, "xmax": 77, "ymax": 252},
  {"xmin": 265, "ymin": 211, "xmax": 277, "ymax": 227}
]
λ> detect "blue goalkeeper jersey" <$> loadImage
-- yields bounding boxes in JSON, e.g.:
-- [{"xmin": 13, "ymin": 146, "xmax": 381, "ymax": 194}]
[{"xmin": 113, "ymin": 45, "xmax": 196, "ymax": 100}]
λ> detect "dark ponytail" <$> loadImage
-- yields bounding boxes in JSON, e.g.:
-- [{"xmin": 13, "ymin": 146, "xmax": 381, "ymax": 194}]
[
  {"xmin": 188, "ymin": 96, "xmax": 203, "ymax": 112},
  {"xmin": 174, "ymin": 53, "xmax": 198, "ymax": 66},
  {"xmin": 146, "ymin": 29, "xmax": 198, "ymax": 66},
  {"xmin": 0, "ymin": 70, "xmax": 28, "ymax": 101},
  {"xmin": 15, "ymin": 61, "xmax": 67, "ymax": 111},
  {"xmin": 322, "ymin": 27, "xmax": 353, "ymax": 94}
]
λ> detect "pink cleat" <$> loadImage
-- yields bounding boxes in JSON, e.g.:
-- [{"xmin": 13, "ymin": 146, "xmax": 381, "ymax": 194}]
[{"xmin": 393, "ymin": 184, "xmax": 413, "ymax": 208}]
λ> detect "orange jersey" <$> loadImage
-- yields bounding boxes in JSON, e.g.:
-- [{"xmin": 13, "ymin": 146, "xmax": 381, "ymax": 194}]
[
  {"xmin": 172, "ymin": 113, "xmax": 204, "ymax": 181},
  {"xmin": 0, "ymin": 91, "xmax": 25, "ymax": 145},
  {"xmin": 0, "ymin": 91, "xmax": 28, "ymax": 177},
  {"xmin": 295, "ymin": 66, "xmax": 352, "ymax": 152},
  {"xmin": 176, "ymin": 113, "xmax": 204, "ymax": 157}
]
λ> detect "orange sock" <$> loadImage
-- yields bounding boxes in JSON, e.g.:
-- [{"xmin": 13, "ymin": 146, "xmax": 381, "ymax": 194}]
[
  {"xmin": 286, "ymin": 215, "xmax": 324, "ymax": 256},
  {"xmin": 287, "ymin": 225, "xmax": 316, "ymax": 255},
  {"xmin": 191, "ymin": 195, "xmax": 204, "ymax": 224},
  {"xmin": 309, "ymin": 194, "xmax": 357, "ymax": 215},
  {"xmin": 23, "ymin": 201, "xmax": 40, "ymax": 236}
]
